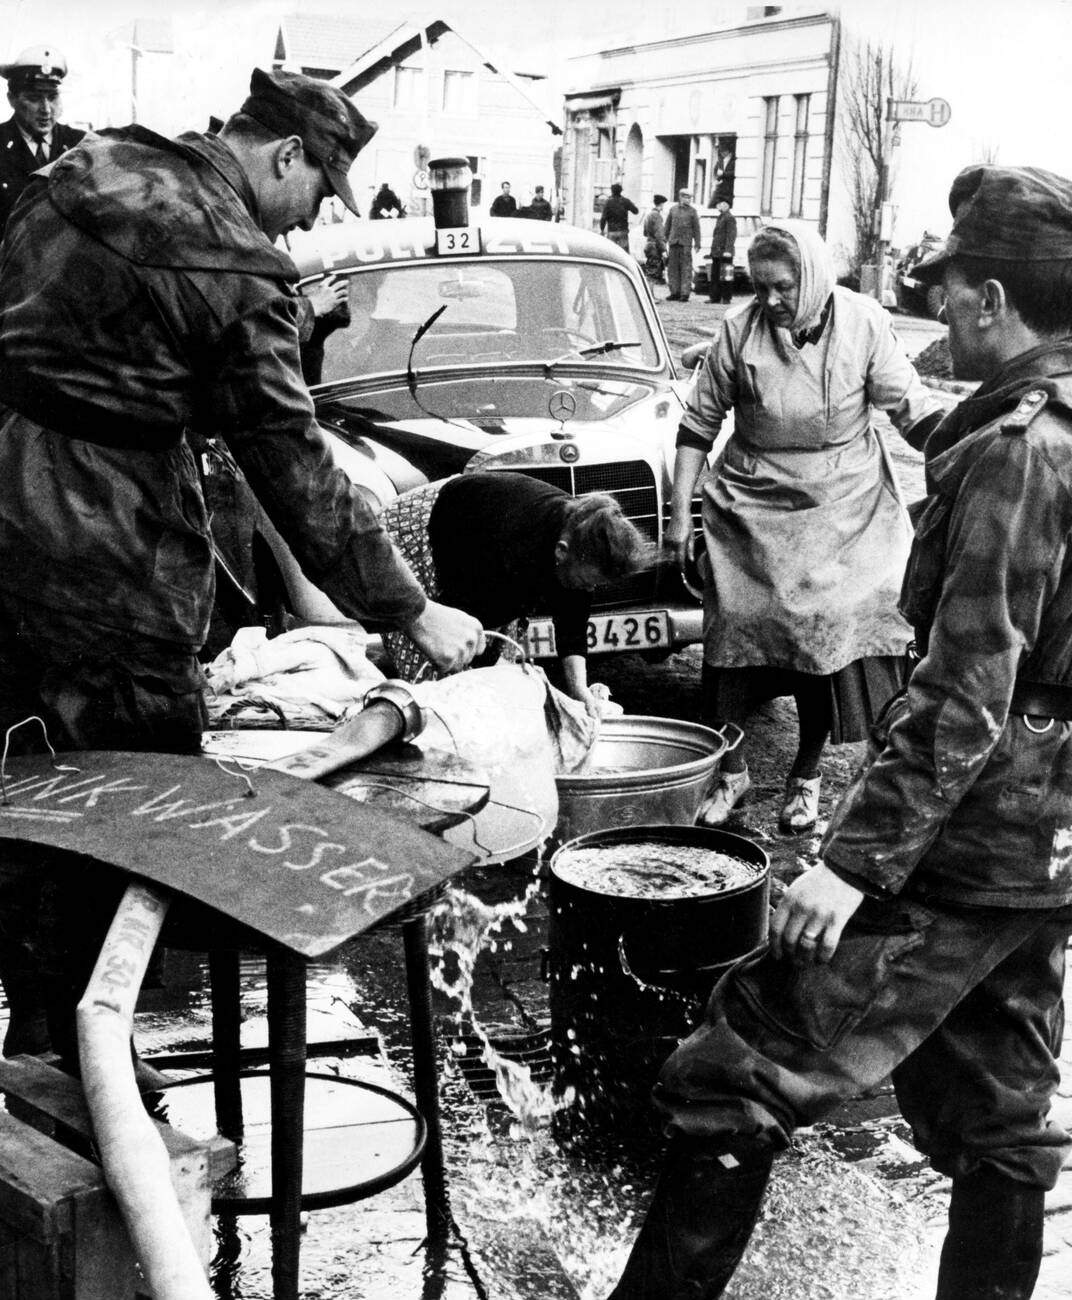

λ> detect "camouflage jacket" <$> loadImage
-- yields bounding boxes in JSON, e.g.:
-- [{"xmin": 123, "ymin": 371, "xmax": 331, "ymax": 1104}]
[
  {"xmin": 0, "ymin": 125, "xmax": 424, "ymax": 647},
  {"xmin": 823, "ymin": 341, "xmax": 1072, "ymax": 907}
]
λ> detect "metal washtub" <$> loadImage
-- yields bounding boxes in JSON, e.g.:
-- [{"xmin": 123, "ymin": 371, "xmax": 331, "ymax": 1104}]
[{"xmin": 553, "ymin": 715, "xmax": 741, "ymax": 842}]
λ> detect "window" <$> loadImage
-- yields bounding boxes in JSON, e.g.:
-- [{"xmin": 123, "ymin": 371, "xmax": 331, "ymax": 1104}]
[
  {"xmin": 790, "ymin": 94, "xmax": 810, "ymax": 217},
  {"xmin": 760, "ymin": 96, "xmax": 779, "ymax": 215},
  {"xmin": 443, "ymin": 69, "xmax": 475, "ymax": 114},
  {"xmin": 393, "ymin": 66, "xmax": 422, "ymax": 109}
]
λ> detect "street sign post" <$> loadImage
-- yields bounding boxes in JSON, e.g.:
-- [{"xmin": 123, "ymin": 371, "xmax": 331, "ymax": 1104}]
[
  {"xmin": 887, "ymin": 96, "xmax": 952, "ymax": 128},
  {"xmin": 873, "ymin": 95, "xmax": 952, "ymax": 301}
]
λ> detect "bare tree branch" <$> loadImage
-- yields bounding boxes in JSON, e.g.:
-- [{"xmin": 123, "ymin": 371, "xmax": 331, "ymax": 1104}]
[{"xmin": 837, "ymin": 36, "xmax": 918, "ymax": 273}]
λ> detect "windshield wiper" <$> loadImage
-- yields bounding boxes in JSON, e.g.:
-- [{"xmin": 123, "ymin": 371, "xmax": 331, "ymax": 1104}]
[
  {"xmin": 577, "ymin": 339, "xmax": 642, "ymax": 357},
  {"xmin": 544, "ymin": 340, "xmax": 643, "ymax": 371},
  {"xmin": 406, "ymin": 304, "xmax": 448, "ymax": 399}
]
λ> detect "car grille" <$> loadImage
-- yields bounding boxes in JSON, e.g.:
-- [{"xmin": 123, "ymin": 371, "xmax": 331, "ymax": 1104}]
[{"xmin": 503, "ymin": 460, "xmax": 661, "ymax": 607}]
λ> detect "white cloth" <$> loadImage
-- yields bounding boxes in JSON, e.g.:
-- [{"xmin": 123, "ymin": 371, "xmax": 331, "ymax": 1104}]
[
  {"xmin": 759, "ymin": 218, "xmax": 836, "ymax": 332},
  {"xmin": 204, "ymin": 625, "xmax": 384, "ymax": 725}
]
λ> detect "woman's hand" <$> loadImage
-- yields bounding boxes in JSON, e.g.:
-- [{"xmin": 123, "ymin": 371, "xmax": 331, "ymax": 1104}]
[
  {"xmin": 665, "ymin": 511, "xmax": 695, "ymax": 570},
  {"xmin": 769, "ymin": 863, "xmax": 864, "ymax": 965}
]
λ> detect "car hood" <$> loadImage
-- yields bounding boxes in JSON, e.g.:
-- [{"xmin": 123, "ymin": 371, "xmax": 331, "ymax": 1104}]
[{"xmin": 315, "ymin": 369, "xmax": 689, "ymax": 484}]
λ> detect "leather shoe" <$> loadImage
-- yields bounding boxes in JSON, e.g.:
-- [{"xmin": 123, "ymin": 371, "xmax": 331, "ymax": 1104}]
[
  {"xmin": 696, "ymin": 766, "xmax": 751, "ymax": 826},
  {"xmin": 780, "ymin": 774, "xmax": 821, "ymax": 834}
]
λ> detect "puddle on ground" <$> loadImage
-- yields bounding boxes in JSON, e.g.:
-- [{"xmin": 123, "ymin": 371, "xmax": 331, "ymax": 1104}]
[{"xmin": 0, "ymin": 860, "xmax": 948, "ymax": 1299}]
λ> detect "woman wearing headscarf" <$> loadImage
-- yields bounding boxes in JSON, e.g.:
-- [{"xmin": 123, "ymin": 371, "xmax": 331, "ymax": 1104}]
[{"xmin": 668, "ymin": 221, "xmax": 945, "ymax": 832}]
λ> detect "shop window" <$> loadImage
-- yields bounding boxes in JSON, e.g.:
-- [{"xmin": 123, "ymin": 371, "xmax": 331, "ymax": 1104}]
[
  {"xmin": 393, "ymin": 66, "xmax": 422, "ymax": 110},
  {"xmin": 790, "ymin": 94, "xmax": 810, "ymax": 217},
  {"xmin": 760, "ymin": 96, "xmax": 779, "ymax": 215}
]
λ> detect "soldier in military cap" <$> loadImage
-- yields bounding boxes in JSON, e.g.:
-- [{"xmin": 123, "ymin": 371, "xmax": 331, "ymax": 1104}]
[
  {"xmin": 609, "ymin": 164, "xmax": 1072, "ymax": 1300},
  {"xmin": 0, "ymin": 44, "xmax": 84, "ymax": 232},
  {"xmin": 0, "ymin": 68, "xmax": 483, "ymax": 1068}
]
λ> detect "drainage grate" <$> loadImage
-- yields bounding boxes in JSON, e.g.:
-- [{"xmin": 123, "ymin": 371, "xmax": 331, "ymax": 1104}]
[{"xmin": 452, "ymin": 1028, "xmax": 554, "ymax": 1103}]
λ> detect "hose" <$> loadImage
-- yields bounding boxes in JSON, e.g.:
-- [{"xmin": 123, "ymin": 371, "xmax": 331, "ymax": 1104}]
[{"xmin": 76, "ymin": 880, "xmax": 214, "ymax": 1300}]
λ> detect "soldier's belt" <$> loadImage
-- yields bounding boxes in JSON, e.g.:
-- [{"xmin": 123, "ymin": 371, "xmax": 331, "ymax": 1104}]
[{"xmin": 1010, "ymin": 679, "xmax": 1072, "ymax": 721}]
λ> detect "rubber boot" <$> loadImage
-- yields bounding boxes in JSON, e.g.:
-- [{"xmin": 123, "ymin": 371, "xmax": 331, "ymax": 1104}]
[
  {"xmin": 608, "ymin": 1137, "xmax": 774, "ymax": 1300},
  {"xmin": 935, "ymin": 1166, "xmax": 1045, "ymax": 1300}
]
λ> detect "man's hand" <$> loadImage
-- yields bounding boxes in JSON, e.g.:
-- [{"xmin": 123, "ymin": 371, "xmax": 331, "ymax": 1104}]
[
  {"xmin": 302, "ymin": 275, "xmax": 348, "ymax": 319},
  {"xmin": 403, "ymin": 600, "xmax": 485, "ymax": 674},
  {"xmin": 769, "ymin": 863, "xmax": 864, "ymax": 965}
]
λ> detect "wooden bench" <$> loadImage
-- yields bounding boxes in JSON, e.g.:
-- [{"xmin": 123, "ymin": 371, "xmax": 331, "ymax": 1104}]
[{"xmin": 0, "ymin": 1055, "xmax": 235, "ymax": 1300}]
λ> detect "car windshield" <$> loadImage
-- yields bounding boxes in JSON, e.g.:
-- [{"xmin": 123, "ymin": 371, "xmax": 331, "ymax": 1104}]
[{"xmin": 315, "ymin": 258, "xmax": 662, "ymax": 385}]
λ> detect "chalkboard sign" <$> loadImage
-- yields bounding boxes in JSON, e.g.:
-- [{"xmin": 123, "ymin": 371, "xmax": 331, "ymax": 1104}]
[{"xmin": 0, "ymin": 752, "xmax": 478, "ymax": 957}]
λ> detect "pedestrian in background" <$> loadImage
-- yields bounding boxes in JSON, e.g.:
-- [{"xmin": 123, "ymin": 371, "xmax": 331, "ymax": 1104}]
[
  {"xmin": 664, "ymin": 188, "xmax": 701, "ymax": 301},
  {"xmin": 0, "ymin": 45, "xmax": 83, "ymax": 232},
  {"xmin": 0, "ymin": 66, "xmax": 483, "ymax": 1066},
  {"xmin": 611, "ymin": 162, "xmax": 1072, "ymax": 1300},
  {"xmin": 668, "ymin": 221, "xmax": 943, "ymax": 833},
  {"xmin": 523, "ymin": 184, "xmax": 553, "ymax": 220},
  {"xmin": 599, "ymin": 181, "xmax": 638, "ymax": 250},
  {"xmin": 370, "ymin": 180, "xmax": 403, "ymax": 218},
  {"xmin": 708, "ymin": 198, "xmax": 737, "ymax": 303},
  {"xmin": 642, "ymin": 193, "xmax": 668, "ymax": 282},
  {"xmin": 490, "ymin": 181, "xmax": 517, "ymax": 216}
]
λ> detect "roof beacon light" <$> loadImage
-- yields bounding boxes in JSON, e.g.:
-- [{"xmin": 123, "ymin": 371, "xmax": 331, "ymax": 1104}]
[
  {"xmin": 429, "ymin": 156, "xmax": 472, "ymax": 228},
  {"xmin": 430, "ymin": 157, "xmax": 480, "ymax": 256}
]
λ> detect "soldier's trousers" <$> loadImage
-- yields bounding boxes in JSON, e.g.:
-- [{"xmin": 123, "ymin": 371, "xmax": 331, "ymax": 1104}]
[{"xmin": 654, "ymin": 891, "xmax": 1072, "ymax": 1189}]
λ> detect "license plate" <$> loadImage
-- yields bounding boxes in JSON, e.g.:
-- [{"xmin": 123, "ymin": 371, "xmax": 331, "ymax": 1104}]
[
  {"xmin": 522, "ymin": 612, "xmax": 671, "ymax": 659},
  {"xmin": 435, "ymin": 227, "xmax": 481, "ymax": 256}
]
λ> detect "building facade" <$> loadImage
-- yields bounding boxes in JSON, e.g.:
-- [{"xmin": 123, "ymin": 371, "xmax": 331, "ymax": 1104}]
[
  {"xmin": 277, "ymin": 14, "xmax": 561, "ymax": 221},
  {"xmin": 562, "ymin": 8, "xmax": 840, "ymax": 249}
]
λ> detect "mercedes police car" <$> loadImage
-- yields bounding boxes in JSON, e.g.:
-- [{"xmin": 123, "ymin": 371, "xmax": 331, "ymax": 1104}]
[{"xmin": 208, "ymin": 159, "xmax": 707, "ymax": 663}]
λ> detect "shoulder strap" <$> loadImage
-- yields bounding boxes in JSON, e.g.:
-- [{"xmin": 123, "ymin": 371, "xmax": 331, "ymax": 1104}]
[{"xmin": 1001, "ymin": 387, "xmax": 1050, "ymax": 435}]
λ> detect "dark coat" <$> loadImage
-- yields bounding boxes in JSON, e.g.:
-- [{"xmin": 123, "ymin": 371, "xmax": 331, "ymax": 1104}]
[
  {"xmin": 490, "ymin": 192, "xmax": 517, "ymax": 216},
  {"xmin": 0, "ymin": 115, "xmax": 85, "ymax": 232},
  {"xmin": 710, "ymin": 209, "xmax": 738, "ymax": 260},
  {"xmin": 0, "ymin": 125, "xmax": 425, "ymax": 647}
]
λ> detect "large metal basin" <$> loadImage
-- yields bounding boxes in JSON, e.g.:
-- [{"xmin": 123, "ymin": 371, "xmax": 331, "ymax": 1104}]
[{"xmin": 554, "ymin": 715, "xmax": 740, "ymax": 843}]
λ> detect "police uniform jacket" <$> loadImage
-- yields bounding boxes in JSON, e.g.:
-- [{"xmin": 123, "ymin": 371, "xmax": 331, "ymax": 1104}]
[
  {"xmin": 823, "ymin": 341, "xmax": 1072, "ymax": 908},
  {"xmin": 0, "ymin": 124, "xmax": 426, "ymax": 649},
  {"xmin": 0, "ymin": 114, "xmax": 84, "ymax": 231}
]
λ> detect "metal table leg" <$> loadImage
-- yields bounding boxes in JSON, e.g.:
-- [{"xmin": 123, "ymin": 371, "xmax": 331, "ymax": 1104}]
[
  {"xmin": 209, "ymin": 948, "xmax": 244, "ymax": 1140},
  {"xmin": 402, "ymin": 913, "xmax": 450, "ymax": 1244},
  {"xmin": 267, "ymin": 948, "xmax": 307, "ymax": 1300}
]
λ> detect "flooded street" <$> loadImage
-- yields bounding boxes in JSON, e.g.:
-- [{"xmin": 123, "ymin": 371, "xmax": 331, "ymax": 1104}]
[{"xmin": 2, "ymin": 298, "xmax": 1070, "ymax": 1298}]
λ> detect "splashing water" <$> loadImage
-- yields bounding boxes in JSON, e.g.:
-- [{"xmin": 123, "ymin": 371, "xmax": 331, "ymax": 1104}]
[{"xmin": 428, "ymin": 875, "xmax": 576, "ymax": 1134}]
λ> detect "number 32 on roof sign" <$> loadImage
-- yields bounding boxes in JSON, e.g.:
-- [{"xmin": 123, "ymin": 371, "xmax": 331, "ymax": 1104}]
[{"xmin": 436, "ymin": 227, "xmax": 482, "ymax": 255}]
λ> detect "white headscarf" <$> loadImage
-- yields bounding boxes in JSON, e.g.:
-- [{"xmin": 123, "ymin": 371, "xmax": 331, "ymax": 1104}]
[{"xmin": 755, "ymin": 219, "xmax": 836, "ymax": 333}]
